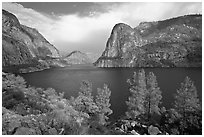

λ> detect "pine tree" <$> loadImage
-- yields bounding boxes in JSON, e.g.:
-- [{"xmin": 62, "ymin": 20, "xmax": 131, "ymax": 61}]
[
  {"xmin": 74, "ymin": 81, "xmax": 98, "ymax": 115},
  {"xmin": 126, "ymin": 69, "xmax": 162, "ymax": 121},
  {"xmin": 79, "ymin": 81, "xmax": 93, "ymax": 99},
  {"xmin": 145, "ymin": 72, "xmax": 162, "ymax": 120},
  {"xmin": 126, "ymin": 69, "xmax": 147, "ymax": 119},
  {"xmin": 174, "ymin": 77, "xmax": 201, "ymax": 113},
  {"xmin": 174, "ymin": 76, "xmax": 201, "ymax": 134},
  {"xmin": 95, "ymin": 84, "xmax": 113, "ymax": 125}
]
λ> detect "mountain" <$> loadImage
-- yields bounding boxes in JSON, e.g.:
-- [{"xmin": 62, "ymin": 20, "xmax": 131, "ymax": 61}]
[
  {"xmin": 95, "ymin": 14, "xmax": 202, "ymax": 67},
  {"xmin": 2, "ymin": 9, "xmax": 66, "ymax": 73},
  {"xmin": 63, "ymin": 51, "xmax": 92, "ymax": 64},
  {"xmin": 86, "ymin": 52, "xmax": 101, "ymax": 63}
]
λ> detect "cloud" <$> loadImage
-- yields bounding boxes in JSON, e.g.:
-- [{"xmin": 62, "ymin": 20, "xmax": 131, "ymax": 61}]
[
  {"xmin": 103, "ymin": 2, "xmax": 201, "ymax": 26},
  {"xmin": 2, "ymin": 2, "xmax": 202, "ymax": 54},
  {"xmin": 2, "ymin": 2, "xmax": 56, "ymax": 42}
]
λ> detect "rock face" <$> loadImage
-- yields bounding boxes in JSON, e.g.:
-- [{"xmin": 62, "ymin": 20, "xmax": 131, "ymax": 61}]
[
  {"xmin": 63, "ymin": 51, "xmax": 92, "ymax": 64},
  {"xmin": 2, "ymin": 10, "xmax": 64, "ymax": 72},
  {"xmin": 95, "ymin": 15, "xmax": 202, "ymax": 67}
]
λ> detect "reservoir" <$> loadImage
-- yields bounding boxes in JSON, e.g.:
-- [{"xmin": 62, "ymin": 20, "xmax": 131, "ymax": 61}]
[{"xmin": 20, "ymin": 65, "xmax": 202, "ymax": 120}]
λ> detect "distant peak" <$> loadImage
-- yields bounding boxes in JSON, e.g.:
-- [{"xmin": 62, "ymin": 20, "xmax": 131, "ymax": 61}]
[
  {"xmin": 71, "ymin": 50, "xmax": 82, "ymax": 54},
  {"xmin": 66, "ymin": 50, "xmax": 85, "ymax": 57}
]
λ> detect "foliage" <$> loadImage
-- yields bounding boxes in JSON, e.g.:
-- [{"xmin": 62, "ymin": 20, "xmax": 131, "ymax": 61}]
[
  {"xmin": 73, "ymin": 81, "xmax": 99, "ymax": 115},
  {"xmin": 173, "ymin": 76, "xmax": 202, "ymax": 134},
  {"xmin": 145, "ymin": 72, "xmax": 162, "ymax": 119},
  {"xmin": 126, "ymin": 70, "xmax": 147, "ymax": 118},
  {"xmin": 2, "ymin": 73, "xmax": 114, "ymax": 135},
  {"xmin": 2, "ymin": 72, "xmax": 201, "ymax": 135},
  {"xmin": 160, "ymin": 108, "xmax": 181, "ymax": 134},
  {"xmin": 126, "ymin": 69, "xmax": 162, "ymax": 122},
  {"xmin": 79, "ymin": 81, "xmax": 93, "ymax": 98},
  {"xmin": 95, "ymin": 84, "xmax": 113, "ymax": 125},
  {"xmin": 2, "ymin": 88, "xmax": 25, "ymax": 109},
  {"xmin": 2, "ymin": 73, "xmax": 26, "ymax": 90},
  {"xmin": 174, "ymin": 77, "xmax": 201, "ymax": 113}
]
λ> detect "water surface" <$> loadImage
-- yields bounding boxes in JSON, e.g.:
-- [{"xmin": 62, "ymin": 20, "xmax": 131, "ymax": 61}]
[{"xmin": 20, "ymin": 65, "xmax": 202, "ymax": 120}]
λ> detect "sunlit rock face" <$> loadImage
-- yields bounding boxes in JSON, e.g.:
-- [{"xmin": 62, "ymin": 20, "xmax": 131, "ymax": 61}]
[
  {"xmin": 2, "ymin": 10, "xmax": 64, "ymax": 72},
  {"xmin": 2, "ymin": 9, "xmax": 60, "ymax": 66},
  {"xmin": 63, "ymin": 51, "xmax": 92, "ymax": 64},
  {"xmin": 95, "ymin": 15, "xmax": 202, "ymax": 67}
]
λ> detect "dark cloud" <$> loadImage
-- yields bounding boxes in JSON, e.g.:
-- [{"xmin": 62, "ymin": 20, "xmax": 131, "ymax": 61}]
[{"xmin": 3, "ymin": 2, "xmax": 202, "ymax": 55}]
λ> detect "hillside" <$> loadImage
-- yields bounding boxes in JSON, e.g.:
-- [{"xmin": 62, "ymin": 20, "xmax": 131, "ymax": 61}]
[
  {"xmin": 95, "ymin": 14, "xmax": 202, "ymax": 67},
  {"xmin": 2, "ymin": 9, "xmax": 66, "ymax": 73},
  {"xmin": 63, "ymin": 51, "xmax": 93, "ymax": 64}
]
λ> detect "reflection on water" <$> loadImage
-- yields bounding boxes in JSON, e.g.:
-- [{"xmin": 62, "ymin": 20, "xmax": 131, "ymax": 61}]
[{"xmin": 20, "ymin": 66, "xmax": 202, "ymax": 120}]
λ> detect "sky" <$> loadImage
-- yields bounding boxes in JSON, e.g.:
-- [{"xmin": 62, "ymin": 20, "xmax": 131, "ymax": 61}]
[{"xmin": 2, "ymin": 2, "xmax": 202, "ymax": 55}]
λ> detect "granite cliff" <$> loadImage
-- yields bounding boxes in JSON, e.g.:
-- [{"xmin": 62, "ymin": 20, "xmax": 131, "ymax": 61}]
[
  {"xmin": 2, "ymin": 10, "xmax": 66, "ymax": 73},
  {"xmin": 95, "ymin": 14, "xmax": 202, "ymax": 67}
]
